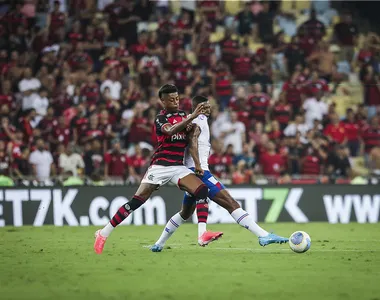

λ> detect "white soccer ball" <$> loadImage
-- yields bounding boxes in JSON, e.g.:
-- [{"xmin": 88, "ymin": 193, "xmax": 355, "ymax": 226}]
[{"xmin": 289, "ymin": 231, "xmax": 311, "ymax": 253}]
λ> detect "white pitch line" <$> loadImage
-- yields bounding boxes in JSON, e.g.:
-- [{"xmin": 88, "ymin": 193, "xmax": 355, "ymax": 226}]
[{"xmin": 142, "ymin": 245, "xmax": 378, "ymax": 252}]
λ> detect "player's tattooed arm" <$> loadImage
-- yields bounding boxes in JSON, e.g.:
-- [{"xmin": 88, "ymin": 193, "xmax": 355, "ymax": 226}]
[
  {"xmin": 161, "ymin": 103, "xmax": 206, "ymax": 136},
  {"xmin": 188, "ymin": 124, "xmax": 204, "ymax": 176}
]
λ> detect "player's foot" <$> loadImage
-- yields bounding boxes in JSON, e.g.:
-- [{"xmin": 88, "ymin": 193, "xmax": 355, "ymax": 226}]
[
  {"xmin": 198, "ymin": 231, "xmax": 223, "ymax": 247},
  {"xmin": 259, "ymin": 233, "xmax": 289, "ymax": 247},
  {"xmin": 150, "ymin": 244, "xmax": 163, "ymax": 252},
  {"xmin": 94, "ymin": 230, "xmax": 107, "ymax": 254}
]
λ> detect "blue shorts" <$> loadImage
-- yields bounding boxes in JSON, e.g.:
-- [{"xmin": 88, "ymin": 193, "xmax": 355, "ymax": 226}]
[{"xmin": 183, "ymin": 168, "xmax": 226, "ymax": 205}]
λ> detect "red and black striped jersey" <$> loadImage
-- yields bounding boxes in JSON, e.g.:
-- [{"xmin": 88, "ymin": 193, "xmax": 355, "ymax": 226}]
[
  {"xmin": 151, "ymin": 110, "xmax": 188, "ymax": 166},
  {"xmin": 248, "ymin": 93, "xmax": 271, "ymax": 122},
  {"xmin": 49, "ymin": 12, "xmax": 66, "ymax": 32},
  {"xmin": 272, "ymin": 104, "xmax": 291, "ymax": 126},
  {"xmin": 361, "ymin": 126, "xmax": 380, "ymax": 153}
]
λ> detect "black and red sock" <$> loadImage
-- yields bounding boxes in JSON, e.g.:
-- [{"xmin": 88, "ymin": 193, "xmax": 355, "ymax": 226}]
[
  {"xmin": 196, "ymin": 201, "xmax": 209, "ymax": 224},
  {"xmin": 110, "ymin": 195, "xmax": 146, "ymax": 227}
]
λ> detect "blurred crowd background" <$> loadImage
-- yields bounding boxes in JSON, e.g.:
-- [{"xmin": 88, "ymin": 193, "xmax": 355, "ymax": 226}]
[{"xmin": 0, "ymin": 0, "xmax": 379, "ymax": 186}]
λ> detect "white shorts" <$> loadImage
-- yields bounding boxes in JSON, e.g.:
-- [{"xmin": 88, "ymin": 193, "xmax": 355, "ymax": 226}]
[{"xmin": 141, "ymin": 165, "xmax": 194, "ymax": 187}]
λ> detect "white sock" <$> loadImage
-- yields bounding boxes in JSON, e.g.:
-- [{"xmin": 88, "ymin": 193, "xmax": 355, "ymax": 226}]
[
  {"xmin": 231, "ymin": 208, "xmax": 269, "ymax": 237},
  {"xmin": 155, "ymin": 213, "xmax": 185, "ymax": 247},
  {"xmin": 198, "ymin": 222, "xmax": 207, "ymax": 237},
  {"xmin": 100, "ymin": 223, "xmax": 114, "ymax": 238}
]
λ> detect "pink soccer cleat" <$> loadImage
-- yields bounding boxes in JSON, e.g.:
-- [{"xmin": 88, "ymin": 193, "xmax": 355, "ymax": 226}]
[
  {"xmin": 94, "ymin": 230, "xmax": 107, "ymax": 254},
  {"xmin": 198, "ymin": 231, "xmax": 223, "ymax": 247}
]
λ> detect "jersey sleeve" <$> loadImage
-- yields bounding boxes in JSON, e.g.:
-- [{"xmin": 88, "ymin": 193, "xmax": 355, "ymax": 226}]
[
  {"xmin": 192, "ymin": 115, "xmax": 208, "ymax": 133},
  {"xmin": 155, "ymin": 114, "xmax": 170, "ymax": 135}
]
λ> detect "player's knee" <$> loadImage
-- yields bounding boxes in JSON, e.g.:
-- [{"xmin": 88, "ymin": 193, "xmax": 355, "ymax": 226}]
[{"xmin": 193, "ymin": 184, "xmax": 208, "ymax": 201}]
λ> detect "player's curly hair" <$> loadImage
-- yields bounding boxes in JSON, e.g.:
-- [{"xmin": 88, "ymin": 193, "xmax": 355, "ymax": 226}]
[
  {"xmin": 158, "ymin": 84, "xmax": 178, "ymax": 100},
  {"xmin": 192, "ymin": 95, "xmax": 208, "ymax": 106}
]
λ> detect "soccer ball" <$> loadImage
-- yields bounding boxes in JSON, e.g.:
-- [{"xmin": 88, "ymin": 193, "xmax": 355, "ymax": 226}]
[{"xmin": 289, "ymin": 231, "xmax": 311, "ymax": 253}]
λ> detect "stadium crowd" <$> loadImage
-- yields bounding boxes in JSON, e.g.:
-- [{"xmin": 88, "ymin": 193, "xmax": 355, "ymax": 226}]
[{"xmin": 0, "ymin": 0, "xmax": 379, "ymax": 186}]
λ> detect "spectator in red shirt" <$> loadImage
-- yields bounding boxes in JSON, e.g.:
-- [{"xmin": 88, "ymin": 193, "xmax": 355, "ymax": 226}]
[
  {"xmin": 83, "ymin": 113, "xmax": 104, "ymax": 144},
  {"xmin": 128, "ymin": 104, "xmax": 151, "ymax": 144},
  {"xmin": 282, "ymin": 71, "xmax": 303, "ymax": 112},
  {"xmin": 67, "ymin": 20, "xmax": 83, "ymax": 46},
  {"xmin": 0, "ymin": 116, "xmax": 16, "ymax": 143},
  {"xmin": 259, "ymin": 141, "xmax": 286, "ymax": 177},
  {"xmin": 268, "ymin": 120, "xmax": 282, "ymax": 144},
  {"xmin": 81, "ymin": 73, "xmax": 100, "ymax": 108},
  {"xmin": 130, "ymin": 31, "xmax": 149, "ymax": 61},
  {"xmin": 68, "ymin": 42, "xmax": 93, "ymax": 73},
  {"xmin": 271, "ymin": 93, "xmax": 292, "ymax": 130},
  {"xmin": 19, "ymin": 109, "xmax": 36, "ymax": 144},
  {"xmin": 208, "ymin": 140, "xmax": 232, "ymax": 179},
  {"xmin": 232, "ymin": 160, "xmax": 253, "ymax": 185},
  {"xmin": 38, "ymin": 106, "xmax": 58, "ymax": 140},
  {"xmin": 360, "ymin": 64, "xmax": 380, "ymax": 118},
  {"xmin": 323, "ymin": 113, "xmax": 347, "ymax": 145},
  {"xmin": 301, "ymin": 143, "xmax": 326, "ymax": 175},
  {"xmin": 6, "ymin": 2, "xmax": 28, "ymax": 34},
  {"xmin": 104, "ymin": 138, "xmax": 128, "ymax": 180},
  {"xmin": 179, "ymin": 86, "xmax": 193, "ymax": 114},
  {"xmin": 302, "ymin": 71, "xmax": 329, "ymax": 98},
  {"xmin": 127, "ymin": 144, "xmax": 148, "ymax": 184},
  {"xmin": 0, "ymin": 80, "xmax": 16, "ymax": 113},
  {"xmin": 248, "ymin": 83, "xmax": 271, "ymax": 123},
  {"xmin": 50, "ymin": 116, "xmax": 71, "ymax": 149},
  {"xmin": 299, "ymin": 9, "xmax": 326, "ymax": 42},
  {"xmin": 48, "ymin": 1, "xmax": 66, "ymax": 41},
  {"xmin": 171, "ymin": 48, "xmax": 192, "ymax": 94},
  {"xmin": 220, "ymin": 28, "xmax": 239, "ymax": 67},
  {"xmin": 361, "ymin": 116, "xmax": 380, "ymax": 154},
  {"xmin": 342, "ymin": 108, "xmax": 361, "ymax": 156},
  {"xmin": 232, "ymin": 45, "xmax": 251, "ymax": 82}
]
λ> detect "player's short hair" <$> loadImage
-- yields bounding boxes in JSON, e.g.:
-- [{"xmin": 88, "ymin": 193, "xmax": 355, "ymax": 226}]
[
  {"xmin": 192, "ymin": 95, "xmax": 208, "ymax": 107},
  {"xmin": 158, "ymin": 84, "xmax": 178, "ymax": 100}
]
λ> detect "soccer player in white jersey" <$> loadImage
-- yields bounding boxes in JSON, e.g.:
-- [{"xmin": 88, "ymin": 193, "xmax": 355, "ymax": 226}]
[{"xmin": 151, "ymin": 96, "xmax": 289, "ymax": 252}]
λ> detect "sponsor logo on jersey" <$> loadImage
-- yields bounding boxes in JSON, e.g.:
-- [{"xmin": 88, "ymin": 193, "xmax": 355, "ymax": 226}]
[{"xmin": 171, "ymin": 132, "xmax": 186, "ymax": 141}]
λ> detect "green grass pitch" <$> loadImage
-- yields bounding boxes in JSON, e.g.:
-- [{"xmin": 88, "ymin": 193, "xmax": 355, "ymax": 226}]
[{"xmin": 1, "ymin": 223, "xmax": 379, "ymax": 300}]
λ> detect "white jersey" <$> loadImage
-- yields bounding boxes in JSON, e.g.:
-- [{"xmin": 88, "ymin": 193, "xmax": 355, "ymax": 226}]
[{"xmin": 184, "ymin": 114, "xmax": 210, "ymax": 170}]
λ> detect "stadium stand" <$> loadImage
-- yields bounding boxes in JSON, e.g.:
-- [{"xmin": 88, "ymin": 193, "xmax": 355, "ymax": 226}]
[{"xmin": 0, "ymin": 0, "xmax": 379, "ymax": 186}]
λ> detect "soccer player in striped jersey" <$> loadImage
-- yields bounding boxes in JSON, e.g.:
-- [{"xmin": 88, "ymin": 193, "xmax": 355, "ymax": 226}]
[
  {"xmin": 94, "ymin": 84, "xmax": 211, "ymax": 254},
  {"xmin": 151, "ymin": 96, "xmax": 289, "ymax": 252}
]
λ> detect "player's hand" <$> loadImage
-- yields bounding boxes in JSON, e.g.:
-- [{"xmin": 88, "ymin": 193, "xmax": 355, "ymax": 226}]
[
  {"xmin": 191, "ymin": 103, "xmax": 206, "ymax": 118},
  {"xmin": 194, "ymin": 165, "xmax": 204, "ymax": 177}
]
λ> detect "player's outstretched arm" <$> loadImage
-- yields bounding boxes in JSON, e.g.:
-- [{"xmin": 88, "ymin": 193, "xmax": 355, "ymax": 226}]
[
  {"xmin": 188, "ymin": 124, "xmax": 204, "ymax": 176},
  {"xmin": 161, "ymin": 103, "xmax": 206, "ymax": 136}
]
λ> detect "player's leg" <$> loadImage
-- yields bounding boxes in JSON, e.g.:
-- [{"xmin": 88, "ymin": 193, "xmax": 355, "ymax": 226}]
[
  {"xmin": 212, "ymin": 189, "xmax": 289, "ymax": 246},
  {"xmin": 94, "ymin": 182, "xmax": 158, "ymax": 254},
  {"xmin": 151, "ymin": 168, "xmax": 208, "ymax": 252},
  {"xmin": 151, "ymin": 198, "xmax": 196, "ymax": 252},
  {"xmin": 196, "ymin": 198, "xmax": 208, "ymax": 237}
]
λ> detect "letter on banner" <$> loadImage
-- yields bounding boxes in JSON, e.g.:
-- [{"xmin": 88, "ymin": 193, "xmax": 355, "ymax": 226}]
[
  {"xmin": 323, "ymin": 195, "xmax": 352, "ymax": 224},
  {"xmin": 53, "ymin": 189, "xmax": 79, "ymax": 226},
  {"xmin": 5, "ymin": 190, "xmax": 29, "ymax": 227},
  {"xmin": 89, "ymin": 196, "xmax": 109, "ymax": 226},
  {"xmin": 352, "ymin": 195, "xmax": 380, "ymax": 223},
  {"xmin": 133, "ymin": 196, "xmax": 166, "ymax": 225},
  {"xmin": 30, "ymin": 190, "xmax": 51, "ymax": 226}
]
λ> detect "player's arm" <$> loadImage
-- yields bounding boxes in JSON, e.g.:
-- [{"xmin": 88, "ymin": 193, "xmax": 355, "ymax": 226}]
[
  {"xmin": 160, "ymin": 103, "xmax": 207, "ymax": 136},
  {"xmin": 188, "ymin": 124, "xmax": 204, "ymax": 176}
]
